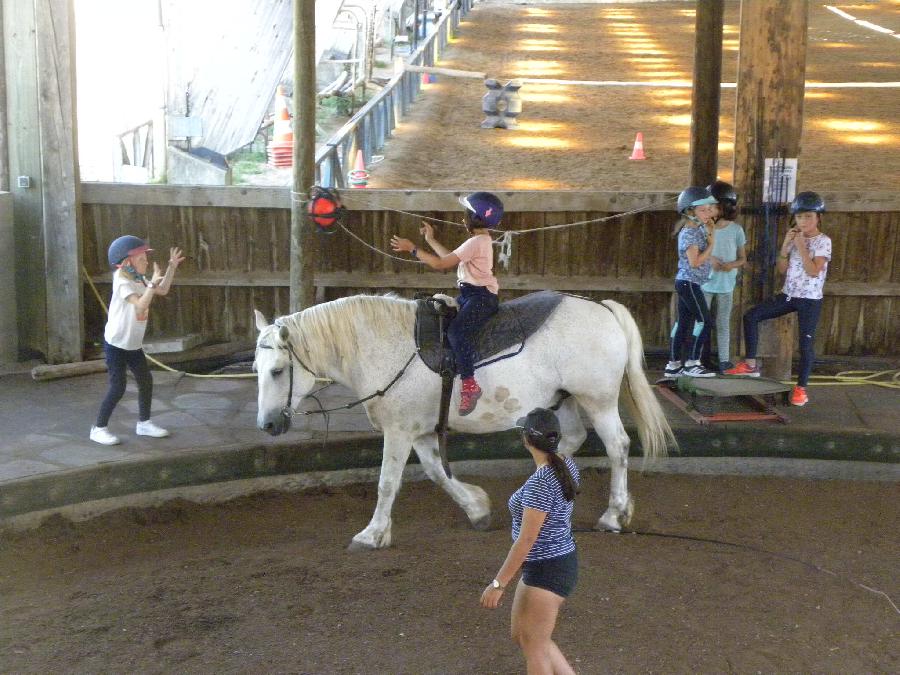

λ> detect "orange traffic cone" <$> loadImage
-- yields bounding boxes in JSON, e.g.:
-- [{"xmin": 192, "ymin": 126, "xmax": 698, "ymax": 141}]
[
  {"xmin": 267, "ymin": 85, "xmax": 294, "ymax": 168},
  {"xmin": 628, "ymin": 132, "xmax": 646, "ymax": 160},
  {"xmin": 348, "ymin": 149, "xmax": 369, "ymax": 188}
]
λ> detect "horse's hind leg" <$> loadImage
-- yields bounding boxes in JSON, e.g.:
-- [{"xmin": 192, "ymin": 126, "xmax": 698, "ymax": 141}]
[
  {"xmin": 588, "ymin": 407, "xmax": 634, "ymax": 532},
  {"xmin": 554, "ymin": 396, "xmax": 588, "ymax": 458},
  {"xmin": 412, "ymin": 434, "xmax": 492, "ymax": 530},
  {"xmin": 349, "ymin": 431, "xmax": 412, "ymax": 551}
]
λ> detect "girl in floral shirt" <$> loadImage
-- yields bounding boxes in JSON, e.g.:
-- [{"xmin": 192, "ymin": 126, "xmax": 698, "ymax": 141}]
[{"xmin": 726, "ymin": 192, "xmax": 832, "ymax": 406}]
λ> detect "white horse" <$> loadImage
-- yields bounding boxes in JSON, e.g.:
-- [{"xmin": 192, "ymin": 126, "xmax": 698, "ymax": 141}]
[{"xmin": 254, "ymin": 293, "xmax": 675, "ymax": 550}]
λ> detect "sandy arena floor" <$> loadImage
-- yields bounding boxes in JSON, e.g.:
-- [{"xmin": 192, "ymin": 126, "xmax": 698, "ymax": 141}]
[
  {"xmin": 1, "ymin": 470, "xmax": 897, "ymax": 673},
  {"xmin": 367, "ymin": 1, "xmax": 899, "ymax": 192}
]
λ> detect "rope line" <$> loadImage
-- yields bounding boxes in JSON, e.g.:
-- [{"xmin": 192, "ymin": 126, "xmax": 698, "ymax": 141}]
[{"xmin": 574, "ymin": 526, "xmax": 899, "ymax": 616}]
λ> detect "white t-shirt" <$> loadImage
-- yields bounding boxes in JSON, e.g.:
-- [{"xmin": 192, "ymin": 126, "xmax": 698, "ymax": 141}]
[
  {"xmin": 782, "ymin": 233, "xmax": 832, "ymax": 300},
  {"xmin": 104, "ymin": 271, "xmax": 150, "ymax": 350}
]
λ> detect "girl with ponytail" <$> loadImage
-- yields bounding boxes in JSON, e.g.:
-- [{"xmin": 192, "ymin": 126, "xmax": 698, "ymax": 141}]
[{"xmin": 480, "ymin": 407, "xmax": 580, "ymax": 675}]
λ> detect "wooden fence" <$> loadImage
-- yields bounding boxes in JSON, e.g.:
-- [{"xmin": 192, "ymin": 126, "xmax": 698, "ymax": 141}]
[
  {"xmin": 80, "ymin": 185, "xmax": 899, "ymax": 359},
  {"xmin": 316, "ymin": 0, "xmax": 471, "ymax": 188}
]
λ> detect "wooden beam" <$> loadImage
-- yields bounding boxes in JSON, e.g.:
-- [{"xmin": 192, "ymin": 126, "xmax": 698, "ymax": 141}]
[
  {"xmin": 36, "ymin": 0, "xmax": 83, "ymax": 363},
  {"xmin": 0, "ymin": 0, "xmax": 8, "ymax": 192},
  {"xmin": 5, "ymin": 0, "xmax": 47, "ymax": 356},
  {"xmin": 689, "ymin": 0, "xmax": 724, "ymax": 187},
  {"xmin": 290, "ymin": 0, "xmax": 317, "ymax": 312},
  {"xmin": 78, "ymin": 184, "xmax": 900, "ymax": 213},
  {"xmin": 732, "ymin": 1, "xmax": 809, "ymax": 378}
]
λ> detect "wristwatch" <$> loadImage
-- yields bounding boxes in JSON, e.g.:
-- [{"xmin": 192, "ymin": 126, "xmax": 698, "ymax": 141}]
[{"xmin": 491, "ymin": 579, "xmax": 505, "ymax": 591}]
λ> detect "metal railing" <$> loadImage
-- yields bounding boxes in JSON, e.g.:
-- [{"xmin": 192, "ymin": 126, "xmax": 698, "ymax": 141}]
[{"xmin": 315, "ymin": 0, "xmax": 473, "ymax": 188}]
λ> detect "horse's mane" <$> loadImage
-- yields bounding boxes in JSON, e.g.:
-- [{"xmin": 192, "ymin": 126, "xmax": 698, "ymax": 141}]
[{"xmin": 276, "ymin": 294, "xmax": 416, "ymax": 375}]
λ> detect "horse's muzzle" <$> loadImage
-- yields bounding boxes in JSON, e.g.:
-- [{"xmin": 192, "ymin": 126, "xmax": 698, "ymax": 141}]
[{"xmin": 258, "ymin": 411, "xmax": 292, "ymax": 436}]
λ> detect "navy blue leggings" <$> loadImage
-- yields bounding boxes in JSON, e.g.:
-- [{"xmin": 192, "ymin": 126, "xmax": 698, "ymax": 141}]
[
  {"xmin": 96, "ymin": 343, "xmax": 153, "ymax": 426},
  {"xmin": 448, "ymin": 283, "xmax": 499, "ymax": 379},
  {"xmin": 670, "ymin": 280, "xmax": 711, "ymax": 363},
  {"xmin": 743, "ymin": 293, "xmax": 823, "ymax": 387}
]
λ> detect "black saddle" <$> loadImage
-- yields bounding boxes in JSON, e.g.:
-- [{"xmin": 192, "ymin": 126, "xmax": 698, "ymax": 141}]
[{"xmin": 414, "ymin": 290, "xmax": 565, "ymax": 375}]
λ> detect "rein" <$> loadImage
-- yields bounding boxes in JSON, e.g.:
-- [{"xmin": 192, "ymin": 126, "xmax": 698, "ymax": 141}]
[{"xmin": 258, "ymin": 335, "xmax": 418, "ymax": 420}]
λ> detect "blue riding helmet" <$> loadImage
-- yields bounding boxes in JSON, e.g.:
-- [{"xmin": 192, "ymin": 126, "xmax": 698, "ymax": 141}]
[
  {"xmin": 707, "ymin": 180, "xmax": 738, "ymax": 205},
  {"xmin": 459, "ymin": 191, "xmax": 504, "ymax": 228},
  {"xmin": 676, "ymin": 186, "xmax": 718, "ymax": 214},
  {"xmin": 108, "ymin": 235, "xmax": 152, "ymax": 267},
  {"xmin": 790, "ymin": 191, "xmax": 826, "ymax": 214}
]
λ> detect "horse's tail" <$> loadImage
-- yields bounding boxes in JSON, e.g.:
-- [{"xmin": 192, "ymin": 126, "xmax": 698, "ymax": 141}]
[{"xmin": 602, "ymin": 300, "xmax": 676, "ymax": 459}]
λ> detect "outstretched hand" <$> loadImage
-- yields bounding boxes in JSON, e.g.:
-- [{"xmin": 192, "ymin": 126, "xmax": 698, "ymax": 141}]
[
  {"xmin": 390, "ymin": 235, "xmax": 415, "ymax": 253},
  {"xmin": 419, "ymin": 221, "xmax": 435, "ymax": 240},
  {"xmin": 168, "ymin": 247, "xmax": 186, "ymax": 268},
  {"xmin": 150, "ymin": 263, "xmax": 165, "ymax": 287}
]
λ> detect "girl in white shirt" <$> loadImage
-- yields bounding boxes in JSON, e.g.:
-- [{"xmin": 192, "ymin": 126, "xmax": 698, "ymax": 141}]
[{"xmin": 90, "ymin": 236, "xmax": 184, "ymax": 445}]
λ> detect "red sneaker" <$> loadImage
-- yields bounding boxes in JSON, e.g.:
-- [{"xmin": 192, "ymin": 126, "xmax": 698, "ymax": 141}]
[
  {"xmin": 724, "ymin": 361, "xmax": 761, "ymax": 377},
  {"xmin": 459, "ymin": 378, "xmax": 482, "ymax": 417},
  {"xmin": 790, "ymin": 385, "xmax": 808, "ymax": 406}
]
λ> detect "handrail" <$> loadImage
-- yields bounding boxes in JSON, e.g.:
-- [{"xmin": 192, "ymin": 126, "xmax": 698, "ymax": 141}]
[{"xmin": 314, "ymin": 0, "xmax": 472, "ymax": 188}]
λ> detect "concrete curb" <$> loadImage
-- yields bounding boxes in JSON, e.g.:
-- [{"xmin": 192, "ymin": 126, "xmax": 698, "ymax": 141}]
[{"xmin": 1, "ymin": 425, "xmax": 897, "ymax": 524}]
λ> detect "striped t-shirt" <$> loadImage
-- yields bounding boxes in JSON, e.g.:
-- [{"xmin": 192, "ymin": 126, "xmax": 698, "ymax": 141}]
[{"xmin": 508, "ymin": 457, "xmax": 580, "ymax": 561}]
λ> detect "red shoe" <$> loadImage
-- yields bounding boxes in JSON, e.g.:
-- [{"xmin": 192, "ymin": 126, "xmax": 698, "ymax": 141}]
[
  {"xmin": 724, "ymin": 361, "xmax": 761, "ymax": 377},
  {"xmin": 790, "ymin": 385, "xmax": 808, "ymax": 406},
  {"xmin": 459, "ymin": 378, "xmax": 482, "ymax": 416}
]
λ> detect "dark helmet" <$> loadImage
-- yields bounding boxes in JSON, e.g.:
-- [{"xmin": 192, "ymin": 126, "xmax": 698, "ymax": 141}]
[
  {"xmin": 707, "ymin": 180, "xmax": 738, "ymax": 205},
  {"xmin": 790, "ymin": 191, "xmax": 825, "ymax": 214},
  {"xmin": 515, "ymin": 407, "xmax": 561, "ymax": 453},
  {"xmin": 459, "ymin": 191, "xmax": 504, "ymax": 228},
  {"xmin": 676, "ymin": 186, "xmax": 717, "ymax": 214},
  {"xmin": 307, "ymin": 186, "xmax": 345, "ymax": 234},
  {"xmin": 107, "ymin": 235, "xmax": 151, "ymax": 267}
]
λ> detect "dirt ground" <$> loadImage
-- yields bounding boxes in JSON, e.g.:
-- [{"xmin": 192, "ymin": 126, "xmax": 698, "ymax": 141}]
[
  {"xmin": 1, "ymin": 470, "xmax": 897, "ymax": 674},
  {"xmin": 367, "ymin": 1, "xmax": 899, "ymax": 192}
]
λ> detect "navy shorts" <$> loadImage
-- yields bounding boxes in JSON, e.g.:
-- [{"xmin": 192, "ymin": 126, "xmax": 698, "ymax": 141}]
[{"xmin": 522, "ymin": 550, "xmax": 578, "ymax": 598}]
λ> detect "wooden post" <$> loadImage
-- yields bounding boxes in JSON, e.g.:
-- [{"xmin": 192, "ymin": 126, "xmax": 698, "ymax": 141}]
[
  {"xmin": 290, "ymin": 0, "xmax": 317, "ymax": 312},
  {"xmin": 0, "ymin": 0, "xmax": 9, "ymax": 192},
  {"xmin": 5, "ymin": 0, "xmax": 47, "ymax": 357},
  {"xmin": 732, "ymin": 1, "xmax": 809, "ymax": 381},
  {"xmin": 689, "ymin": 0, "xmax": 724, "ymax": 188},
  {"xmin": 35, "ymin": 0, "xmax": 83, "ymax": 363}
]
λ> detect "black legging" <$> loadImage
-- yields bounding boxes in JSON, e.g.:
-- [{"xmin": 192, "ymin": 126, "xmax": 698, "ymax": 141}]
[
  {"xmin": 742, "ymin": 293, "xmax": 823, "ymax": 387},
  {"xmin": 670, "ymin": 280, "xmax": 711, "ymax": 364},
  {"xmin": 448, "ymin": 283, "xmax": 499, "ymax": 379},
  {"xmin": 96, "ymin": 342, "xmax": 153, "ymax": 426}
]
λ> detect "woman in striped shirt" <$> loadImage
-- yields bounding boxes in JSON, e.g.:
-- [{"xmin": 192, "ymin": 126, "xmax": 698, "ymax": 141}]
[{"xmin": 480, "ymin": 407, "xmax": 580, "ymax": 675}]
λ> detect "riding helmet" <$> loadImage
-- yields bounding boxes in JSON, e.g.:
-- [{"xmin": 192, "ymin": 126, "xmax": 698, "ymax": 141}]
[
  {"xmin": 707, "ymin": 180, "xmax": 738, "ymax": 206},
  {"xmin": 676, "ymin": 186, "xmax": 717, "ymax": 214},
  {"xmin": 515, "ymin": 407, "xmax": 561, "ymax": 453},
  {"xmin": 459, "ymin": 191, "xmax": 504, "ymax": 228},
  {"xmin": 107, "ymin": 235, "xmax": 152, "ymax": 267},
  {"xmin": 790, "ymin": 191, "xmax": 826, "ymax": 214}
]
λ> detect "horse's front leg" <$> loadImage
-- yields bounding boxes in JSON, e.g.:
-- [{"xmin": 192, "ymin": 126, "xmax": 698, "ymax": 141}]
[
  {"xmin": 412, "ymin": 434, "xmax": 492, "ymax": 530},
  {"xmin": 348, "ymin": 431, "xmax": 412, "ymax": 551}
]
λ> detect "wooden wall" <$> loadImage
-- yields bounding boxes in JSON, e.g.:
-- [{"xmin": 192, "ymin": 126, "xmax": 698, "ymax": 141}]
[{"xmin": 80, "ymin": 185, "xmax": 899, "ymax": 357}]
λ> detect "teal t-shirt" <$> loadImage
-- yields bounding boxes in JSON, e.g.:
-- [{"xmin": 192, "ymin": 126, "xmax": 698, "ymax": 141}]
[{"xmin": 701, "ymin": 221, "xmax": 747, "ymax": 293}]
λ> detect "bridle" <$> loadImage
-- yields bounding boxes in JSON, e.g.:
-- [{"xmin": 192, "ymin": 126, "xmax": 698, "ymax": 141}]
[{"xmin": 256, "ymin": 326, "xmax": 418, "ymax": 422}]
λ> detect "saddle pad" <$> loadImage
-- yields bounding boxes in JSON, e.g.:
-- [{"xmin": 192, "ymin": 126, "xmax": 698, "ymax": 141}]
[{"xmin": 415, "ymin": 290, "xmax": 565, "ymax": 374}]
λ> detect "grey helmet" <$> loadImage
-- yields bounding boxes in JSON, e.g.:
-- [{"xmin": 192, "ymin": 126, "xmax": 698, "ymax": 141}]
[
  {"xmin": 107, "ymin": 235, "xmax": 151, "ymax": 267},
  {"xmin": 676, "ymin": 186, "xmax": 717, "ymax": 214},
  {"xmin": 790, "ymin": 191, "xmax": 825, "ymax": 214}
]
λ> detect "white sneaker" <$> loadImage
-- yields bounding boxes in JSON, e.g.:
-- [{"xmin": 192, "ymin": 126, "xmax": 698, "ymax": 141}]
[
  {"xmin": 90, "ymin": 426, "xmax": 121, "ymax": 445},
  {"xmin": 136, "ymin": 420, "xmax": 170, "ymax": 438}
]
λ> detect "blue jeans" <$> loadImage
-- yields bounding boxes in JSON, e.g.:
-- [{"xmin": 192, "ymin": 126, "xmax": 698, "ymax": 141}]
[
  {"xmin": 448, "ymin": 283, "xmax": 499, "ymax": 379},
  {"xmin": 743, "ymin": 293, "xmax": 823, "ymax": 387},
  {"xmin": 670, "ymin": 280, "xmax": 711, "ymax": 364},
  {"xmin": 96, "ymin": 343, "xmax": 153, "ymax": 426}
]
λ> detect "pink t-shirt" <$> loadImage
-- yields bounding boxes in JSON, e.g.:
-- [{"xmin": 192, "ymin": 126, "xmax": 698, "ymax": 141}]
[{"xmin": 453, "ymin": 234, "xmax": 498, "ymax": 295}]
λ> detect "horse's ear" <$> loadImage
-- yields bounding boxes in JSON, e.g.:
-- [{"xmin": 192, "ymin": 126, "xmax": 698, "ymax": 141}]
[
  {"xmin": 278, "ymin": 325, "xmax": 290, "ymax": 343},
  {"xmin": 254, "ymin": 309, "xmax": 269, "ymax": 332}
]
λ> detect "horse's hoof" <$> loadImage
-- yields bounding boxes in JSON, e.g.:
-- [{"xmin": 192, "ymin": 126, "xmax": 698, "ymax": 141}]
[
  {"xmin": 595, "ymin": 513, "xmax": 622, "ymax": 533},
  {"xmin": 620, "ymin": 496, "xmax": 635, "ymax": 528},
  {"xmin": 471, "ymin": 513, "xmax": 493, "ymax": 531},
  {"xmin": 347, "ymin": 539, "xmax": 377, "ymax": 552}
]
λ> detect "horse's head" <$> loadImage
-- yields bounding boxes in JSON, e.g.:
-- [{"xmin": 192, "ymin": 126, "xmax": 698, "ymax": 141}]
[{"xmin": 253, "ymin": 309, "xmax": 318, "ymax": 436}]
